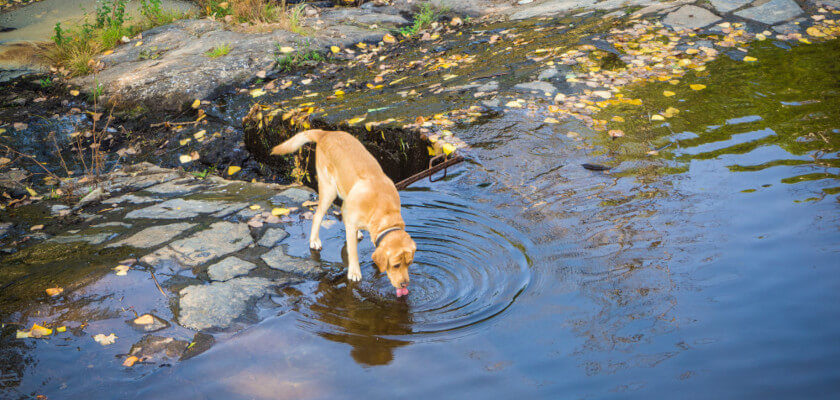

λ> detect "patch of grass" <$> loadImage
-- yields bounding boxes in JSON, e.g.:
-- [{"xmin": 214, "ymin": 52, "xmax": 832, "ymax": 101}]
[
  {"xmin": 276, "ymin": 42, "xmax": 325, "ymax": 71},
  {"xmin": 199, "ymin": 0, "xmax": 307, "ymax": 33},
  {"xmin": 399, "ymin": 2, "xmax": 438, "ymax": 37},
  {"xmin": 45, "ymin": 0, "xmax": 192, "ymax": 76},
  {"xmin": 205, "ymin": 43, "xmax": 232, "ymax": 58},
  {"xmin": 90, "ymin": 79, "xmax": 105, "ymax": 102}
]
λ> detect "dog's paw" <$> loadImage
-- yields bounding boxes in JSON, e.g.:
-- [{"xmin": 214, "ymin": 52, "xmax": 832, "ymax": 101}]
[
  {"xmin": 356, "ymin": 230, "xmax": 364, "ymax": 241},
  {"xmin": 309, "ymin": 238, "xmax": 322, "ymax": 251},
  {"xmin": 347, "ymin": 268, "xmax": 362, "ymax": 282}
]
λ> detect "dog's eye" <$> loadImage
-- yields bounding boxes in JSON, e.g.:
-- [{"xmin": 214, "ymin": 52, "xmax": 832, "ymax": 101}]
[{"xmin": 392, "ymin": 263, "xmax": 401, "ymax": 270}]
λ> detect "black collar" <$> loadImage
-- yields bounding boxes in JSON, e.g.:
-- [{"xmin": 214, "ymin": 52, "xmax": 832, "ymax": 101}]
[{"xmin": 374, "ymin": 227, "xmax": 402, "ymax": 247}]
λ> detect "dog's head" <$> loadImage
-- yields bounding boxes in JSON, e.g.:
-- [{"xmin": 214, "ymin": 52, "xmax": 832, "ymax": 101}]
[{"xmin": 372, "ymin": 230, "xmax": 416, "ymax": 296}]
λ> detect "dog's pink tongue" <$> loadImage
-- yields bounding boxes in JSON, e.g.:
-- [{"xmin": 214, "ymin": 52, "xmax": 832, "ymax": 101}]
[{"xmin": 396, "ymin": 287, "xmax": 409, "ymax": 297}]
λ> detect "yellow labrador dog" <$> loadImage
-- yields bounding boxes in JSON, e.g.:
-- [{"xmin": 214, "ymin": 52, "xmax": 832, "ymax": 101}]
[{"xmin": 271, "ymin": 129, "xmax": 416, "ymax": 297}]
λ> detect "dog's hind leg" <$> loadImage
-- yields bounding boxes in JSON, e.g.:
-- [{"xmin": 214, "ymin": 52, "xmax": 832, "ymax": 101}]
[
  {"xmin": 310, "ymin": 180, "xmax": 337, "ymax": 251},
  {"xmin": 344, "ymin": 220, "xmax": 362, "ymax": 282}
]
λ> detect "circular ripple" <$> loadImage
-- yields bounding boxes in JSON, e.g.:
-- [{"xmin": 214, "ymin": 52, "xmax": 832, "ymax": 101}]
[{"xmin": 296, "ymin": 192, "xmax": 532, "ymax": 344}]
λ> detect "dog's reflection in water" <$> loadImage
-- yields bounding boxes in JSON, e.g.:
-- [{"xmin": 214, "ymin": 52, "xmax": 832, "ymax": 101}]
[{"xmin": 307, "ymin": 277, "xmax": 413, "ymax": 366}]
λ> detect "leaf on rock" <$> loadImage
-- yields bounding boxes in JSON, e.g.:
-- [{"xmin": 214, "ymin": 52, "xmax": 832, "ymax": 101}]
[
  {"xmin": 45, "ymin": 287, "xmax": 63, "ymax": 297},
  {"xmin": 227, "ymin": 166, "xmax": 241, "ymax": 175}
]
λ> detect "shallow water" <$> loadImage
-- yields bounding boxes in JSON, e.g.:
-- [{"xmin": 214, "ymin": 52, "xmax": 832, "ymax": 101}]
[{"xmin": 3, "ymin": 14, "xmax": 840, "ymax": 400}]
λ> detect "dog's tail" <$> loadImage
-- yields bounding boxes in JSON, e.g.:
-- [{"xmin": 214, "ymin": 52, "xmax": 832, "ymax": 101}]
[{"xmin": 270, "ymin": 129, "xmax": 325, "ymax": 156}]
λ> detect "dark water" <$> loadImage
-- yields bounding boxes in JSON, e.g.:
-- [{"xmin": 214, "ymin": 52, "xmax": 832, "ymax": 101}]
[{"xmin": 3, "ymin": 25, "xmax": 840, "ymax": 400}]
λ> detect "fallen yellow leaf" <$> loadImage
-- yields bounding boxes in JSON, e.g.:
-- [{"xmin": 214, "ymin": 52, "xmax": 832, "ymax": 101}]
[
  {"xmin": 69, "ymin": 90, "xmax": 80, "ymax": 96},
  {"xmin": 227, "ymin": 166, "xmax": 241, "ymax": 175},
  {"xmin": 271, "ymin": 207, "xmax": 290, "ymax": 216},
  {"xmin": 56, "ymin": 326, "xmax": 67, "ymax": 333},
  {"xmin": 608, "ymin": 129, "xmax": 625, "ymax": 138},
  {"xmin": 134, "ymin": 314, "xmax": 154, "ymax": 325},
  {"xmin": 356, "ymin": 42, "xmax": 367, "ymax": 49},
  {"xmin": 26, "ymin": 187, "xmax": 37, "ymax": 197},
  {"xmin": 663, "ymin": 90, "xmax": 676, "ymax": 97},
  {"xmin": 441, "ymin": 143, "xmax": 456, "ymax": 155},
  {"xmin": 347, "ymin": 115, "xmax": 366, "ymax": 125},
  {"xmin": 123, "ymin": 356, "xmax": 139, "ymax": 367},
  {"xmin": 45, "ymin": 287, "xmax": 63, "ymax": 297},
  {"xmin": 334, "ymin": 89, "xmax": 345, "ymax": 96},
  {"xmin": 114, "ymin": 264, "xmax": 130, "ymax": 276},
  {"xmin": 383, "ymin": 33, "xmax": 396, "ymax": 44},
  {"xmin": 330, "ymin": 46, "xmax": 340, "ymax": 53},
  {"xmin": 806, "ymin": 27, "xmax": 826, "ymax": 37},
  {"xmin": 743, "ymin": 56, "xmax": 757, "ymax": 62},
  {"xmin": 191, "ymin": 99, "xmax": 201, "ymax": 109},
  {"xmin": 30, "ymin": 323, "xmax": 52, "ymax": 337},
  {"xmin": 179, "ymin": 154, "xmax": 192, "ymax": 164},
  {"xmin": 651, "ymin": 114, "xmax": 665, "ymax": 121},
  {"xmin": 249, "ymin": 204, "xmax": 261, "ymax": 210},
  {"xmin": 664, "ymin": 106, "xmax": 680, "ymax": 118},
  {"xmin": 278, "ymin": 46, "xmax": 294, "ymax": 53},
  {"xmin": 193, "ymin": 130, "xmax": 206, "ymax": 139},
  {"xmin": 544, "ymin": 117, "xmax": 560, "ymax": 123},
  {"xmin": 690, "ymin": 84, "xmax": 706, "ymax": 91},
  {"xmin": 250, "ymin": 88, "xmax": 266, "ymax": 98},
  {"xmin": 611, "ymin": 116, "xmax": 625, "ymax": 123}
]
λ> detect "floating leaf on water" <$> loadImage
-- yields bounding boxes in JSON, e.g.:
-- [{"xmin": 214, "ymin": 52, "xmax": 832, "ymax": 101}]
[
  {"xmin": 664, "ymin": 107, "xmax": 680, "ymax": 118},
  {"xmin": 114, "ymin": 264, "xmax": 130, "ymax": 276},
  {"xmin": 608, "ymin": 129, "xmax": 624, "ymax": 138},
  {"xmin": 663, "ymin": 90, "xmax": 676, "ymax": 97},
  {"xmin": 30, "ymin": 224, "xmax": 44, "ymax": 231},
  {"xmin": 743, "ymin": 56, "xmax": 757, "ymax": 62},
  {"xmin": 30, "ymin": 324, "xmax": 52, "ymax": 337},
  {"xmin": 56, "ymin": 326, "xmax": 66, "ymax": 333},
  {"xmin": 347, "ymin": 115, "xmax": 366, "ymax": 125},
  {"xmin": 45, "ymin": 287, "xmax": 63, "ymax": 297},
  {"xmin": 250, "ymin": 88, "xmax": 266, "ymax": 98},
  {"xmin": 611, "ymin": 116, "xmax": 625, "ymax": 123},
  {"xmin": 123, "ymin": 356, "xmax": 139, "ymax": 367},
  {"xmin": 271, "ymin": 207, "xmax": 290, "ymax": 216},
  {"xmin": 93, "ymin": 333, "xmax": 117, "ymax": 345},
  {"xmin": 651, "ymin": 114, "xmax": 665, "ymax": 121},
  {"xmin": 178, "ymin": 154, "xmax": 192, "ymax": 164},
  {"xmin": 191, "ymin": 99, "xmax": 201, "ymax": 109},
  {"xmin": 806, "ymin": 27, "xmax": 826, "ymax": 37},
  {"xmin": 756, "ymin": 33, "xmax": 767, "ymax": 41},
  {"xmin": 227, "ymin": 166, "xmax": 241, "ymax": 175},
  {"xmin": 689, "ymin": 84, "xmax": 706, "ymax": 91},
  {"xmin": 134, "ymin": 314, "xmax": 154, "ymax": 325},
  {"xmin": 334, "ymin": 89, "xmax": 345, "ymax": 96}
]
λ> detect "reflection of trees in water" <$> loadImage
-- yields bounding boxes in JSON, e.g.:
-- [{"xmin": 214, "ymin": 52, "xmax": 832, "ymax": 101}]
[
  {"xmin": 305, "ymin": 278, "xmax": 413, "ymax": 366},
  {"xmin": 0, "ymin": 325, "xmax": 35, "ymax": 394}
]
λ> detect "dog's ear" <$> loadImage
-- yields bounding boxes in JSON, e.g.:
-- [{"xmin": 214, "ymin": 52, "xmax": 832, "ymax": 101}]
[{"xmin": 372, "ymin": 246, "xmax": 389, "ymax": 272}]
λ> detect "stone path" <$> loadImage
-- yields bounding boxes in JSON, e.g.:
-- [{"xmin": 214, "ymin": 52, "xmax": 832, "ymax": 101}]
[{"xmin": 1, "ymin": 162, "xmax": 338, "ymax": 360}]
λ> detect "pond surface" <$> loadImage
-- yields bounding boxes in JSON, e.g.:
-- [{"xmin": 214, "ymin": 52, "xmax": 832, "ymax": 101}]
[{"xmin": 2, "ymin": 13, "xmax": 840, "ymax": 400}]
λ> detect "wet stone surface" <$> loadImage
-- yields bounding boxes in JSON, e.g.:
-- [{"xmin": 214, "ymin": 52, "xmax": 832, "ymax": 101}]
[
  {"xmin": 207, "ymin": 256, "xmax": 258, "ymax": 282},
  {"xmin": 177, "ymin": 277, "xmax": 275, "ymax": 330}
]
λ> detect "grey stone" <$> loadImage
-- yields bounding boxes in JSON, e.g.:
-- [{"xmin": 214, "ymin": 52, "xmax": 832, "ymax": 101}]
[
  {"xmin": 180, "ymin": 332, "xmax": 215, "ymax": 360},
  {"xmin": 48, "ymin": 233, "xmax": 115, "ymax": 245},
  {"xmin": 261, "ymin": 247, "xmax": 325, "ymax": 278},
  {"xmin": 476, "ymin": 80, "xmax": 499, "ymax": 92},
  {"xmin": 108, "ymin": 222, "xmax": 196, "ymax": 248},
  {"xmin": 125, "ymin": 198, "xmax": 247, "ymax": 219},
  {"xmin": 735, "ymin": 0, "xmax": 803, "ymax": 25},
  {"xmin": 811, "ymin": 0, "xmax": 840, "ymax": 9},
  {"xmin": 513, "ymin": 81, "xmax": 558, "ymax": 95},
  {"xmin": 126, "ymin": 314, "xmax": 170, "ymax": 333},
  {"xmin": 144, "ymin": 222, "xmax": 253, "ymax": 267},
  {"xmin": 143, "ymin": 178, "xmax": 202, "ymax": 195},
  {"xmin": 207, "ymin": 257, "xmax": 257, "ymax": 281},
  {"xmin": 50, "ymin": 204, "xmax": 71, "ymax": 216},
  {"xmin": 662, "ymin": 5, "xmax": 722, "ymax": 29},
  {"xmin": 772, "ymin": 21, "xmax": 803, "ymax": 34},
  {"xmin": 709, "ymin": 0, "xmax": 752, "ymax": 13},
  {"xmin": 128, "ymin": 334, "xmax": 189, "ymax": 360},
  {"xmin": 270, "ymin": 187, "xmax": 312, "ymax": 205},
  {"xmin": 92, "ymin": 222, "xmax": 132, "ymax": 228},
  {"xmin": 178, "ymin": 277, "xmax": 273, "ymax": 330},
  {"xmin": 102, "ymin": 194, "xmax": 159, "ymax": 205},
  {"xmin": 537, "ymin": 68, "xmax": 559, "ymax": 81},
  {"xmin": 258, "ymin": 228, "xmax": 289, "ymax": 247},
  {"xmin": 510, "ymin": 0, "xmax": 596, "ymax": 20}
]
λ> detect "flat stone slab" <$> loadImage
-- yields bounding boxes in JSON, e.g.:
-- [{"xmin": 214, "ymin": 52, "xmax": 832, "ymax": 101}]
[
  {"xmin": 102, "ymin": 194, "xmax": 160, "ymax": 205},
  {"xmin": 108, "ymin": 222, "xmax": 196, "ymax": 248},
  {"xmin": 128, "ymin": 334, "xmax": 189, "ymax": 360},
  {"xmin": 143, "ymin": 178, "xmax": 204, "ymax": 196},
  {"xmin": 261, "ymin": 247, "xmax": 325, "ymax": 278},
  {"xmin": 735, "ymin": 0, "xmax": 803, "ymax": 25},
  {"xmin": 257, "ymin": 228, "xmax": 289, "ymax": 247},
  {"xmin": 125, "ymin": 198, "xmax": 247, "ymax": 219},
  {"xmin": 709, "ymin": 0, "xmax": 752, "ymax": 13},
  {"xmin": 662, "ymin": 5, "xmax": 722, "ymax": 30},
  {"xmin": 513, "ymin": 81, "xmax": 558, "ymax": 95},
  {"xmin": 269, "ymin": 187, "xmax": 313, "ymax": 206},
  {"xmin": 178, "ymin": 277, "xmax": 273, "ymax": 330},
  {"xmin": 207, "ymin": 256, "xmax": 257, "ymax": 281},
  {"xmin": 510, "ymin": 0, "xmax": 596, "ymax": 20},
  {"xmin": 144, "ymin": 222, "xmax": 253, "ymax": 267},
  {"xmin": 48, "ymin": 233, "xmax": 115, "ymax": 245}
]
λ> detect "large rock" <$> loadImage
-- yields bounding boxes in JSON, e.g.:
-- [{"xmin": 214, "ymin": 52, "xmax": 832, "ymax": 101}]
[
  {"xmin": 125, "ymin": 198, "xmax": 247, "ymax": 219},
  {"xmin": 143, "ymin": 222, "xmax": 253, "ymax": 267},
  {"xmin": 709, "ymin": 0, "xmax": 752, "ymax": 13},
  {"xmin": 261, "ymin": 246, "xmax": 325, "ymax": 278},
  {"xmin": 207, "ymin": 256, "xmax": 257, "ymax": 281},
  {"xmin": 178, "ymin": 277, "xmax": 273, "ymax": 330},
  {"xmin": 662, "ymin": 5, "xmax": 722, "ymax": 30},
  {"xmin": 70, "ymin": 16, "xmax": 402, "ymax": 111},
  {"xmin": 734, "ymin": 0, "xmax": 803, "ymax": 25},
  {"xmin": 108, "ymin": 222, "xmax": 196, "ymax": 248}
]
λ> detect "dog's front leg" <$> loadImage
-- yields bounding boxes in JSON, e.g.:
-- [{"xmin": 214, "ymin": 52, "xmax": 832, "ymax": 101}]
[{"xmin": 344, "ymin": 221, "xmax": 362, "ymax": 282}]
